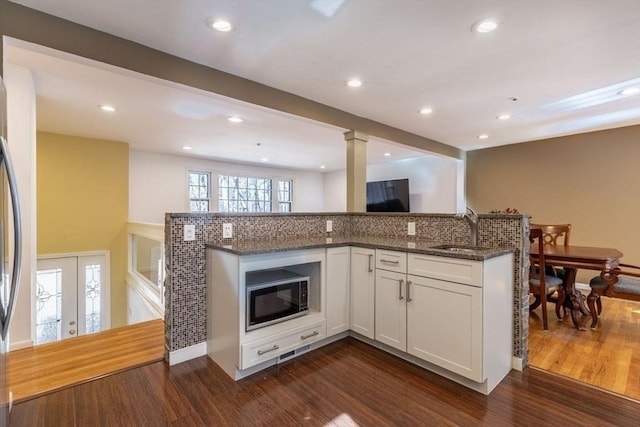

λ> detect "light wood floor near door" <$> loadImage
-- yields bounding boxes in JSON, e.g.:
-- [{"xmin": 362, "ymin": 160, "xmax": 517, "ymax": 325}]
[
  {"xmin": 10, "ymin": 337, "xmax": 639, "ymax": 426},
  {"xmin": 529, "ymin": 295, "xmax": 640, "ymax": 400},
  {"xmin": 8, "ymin": 319, "xmax": 165, "ymax": 402}
]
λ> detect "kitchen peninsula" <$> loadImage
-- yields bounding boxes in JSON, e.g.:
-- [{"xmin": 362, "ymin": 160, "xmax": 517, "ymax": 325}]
[
  {"xmin": 165, "ymin": 212, "xmax": 529, "ymax": 395},
  {"xmin": 206, "ymin": 234, "xmax": 514, "ymax": 394}
]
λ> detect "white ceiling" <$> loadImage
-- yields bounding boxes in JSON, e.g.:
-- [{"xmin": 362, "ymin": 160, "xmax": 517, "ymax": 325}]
[
  {"xmin": 7, "ymin": 40, "xmax": 423, "ymax": 172},
  {"xmin": 7, "ymin": 0, "xmax": 640, "ymax": 171}
]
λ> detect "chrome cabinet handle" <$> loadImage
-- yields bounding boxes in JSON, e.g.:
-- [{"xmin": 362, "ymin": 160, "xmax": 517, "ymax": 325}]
[
  {"xmin": 69, "ymin": 329, "xmax": 76, "ymax": 335},
  {"xmin": 301, "ymin": 331, "xmax": 319, "ymax": 340},
  {"xmin": 399, "ymin": 279, "xmax": 404, "ymax": 300},
  {"xmin": 368, "ymin": 254, "xmax": 373, "ymax": 272},
  {"xmin": 257, "ymin": 345, "xmax": 280, "ymax": 355},
  {"xmin": 381, "ymin": 259, "xmax": 399, "ymax": 265},
  {"xmin": 69, "ymin": 320, "xmax": 76, "ymax": 325},
  {"xmin": 407, "ymin": 280, "xmax": 413, "ymax": 302},
  {"xmin": 0, "ymin": 136, "xmax": 23, "ymax": 340}
]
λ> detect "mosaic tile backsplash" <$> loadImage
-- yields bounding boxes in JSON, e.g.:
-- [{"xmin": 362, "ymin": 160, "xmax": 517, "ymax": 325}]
[{"xmin": 165, "ymin": 212, "xmax": 529, "ymax": 364}]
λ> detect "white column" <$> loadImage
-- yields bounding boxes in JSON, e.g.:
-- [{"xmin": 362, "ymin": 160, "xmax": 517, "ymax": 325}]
[{"xmin": 344, "ymin": 130, "xmax": 368, "ymax": 212}]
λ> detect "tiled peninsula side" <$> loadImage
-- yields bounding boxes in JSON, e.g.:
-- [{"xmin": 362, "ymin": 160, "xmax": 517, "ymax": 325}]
[{"xmin": 165, "ymin": 213, "xmax": 531, "ymax": 366}]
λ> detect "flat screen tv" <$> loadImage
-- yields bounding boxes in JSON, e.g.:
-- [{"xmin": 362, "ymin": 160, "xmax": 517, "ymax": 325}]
[{"xmin": 366, "ymin": 178, "xmax": 410, "ymax": 212}]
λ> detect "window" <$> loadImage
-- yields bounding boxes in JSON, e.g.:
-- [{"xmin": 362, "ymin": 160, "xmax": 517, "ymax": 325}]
[
  {"xmin": 127, "ymin": 223, "xmax": 165, "ymax": 319},
  {"xmin": 218, "ymin": 175, "xmax": 272, "ymax": 212},
  {"xmin": 278, "ymin": 180, "xmax": 293, "ymax": 212},
  {"xmin": 188, "ymin": 171, "xmax": 293, "ymax": 213},
  {"xmin": 189, "ymin": 171, "xmax": 210, "ymax": 212},
  {"xmin": 132, "ymin": 235, "xmax": 163, "ymax": 293}
]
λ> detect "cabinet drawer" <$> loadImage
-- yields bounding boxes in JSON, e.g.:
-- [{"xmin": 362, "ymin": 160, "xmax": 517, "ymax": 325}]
[
  {"xmin": 241, "ymin": 320, "xmax": 325, "ymax": 369},
  {"xmin": 376, "ymin": 250, "xmax": 407, "ymax": 273},
  {"xmin": 408, "ymin": 254, "xmax": 482, "ymax": 286}
]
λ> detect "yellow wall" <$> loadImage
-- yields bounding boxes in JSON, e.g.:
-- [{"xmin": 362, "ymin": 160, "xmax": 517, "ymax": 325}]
[
  {"xmin": 37, "ymin": 131, "xmax": 129, "ymax": 327},
  {"xmin": 467, "ymin": 125, "xmax": 640, "ymax": 282}
]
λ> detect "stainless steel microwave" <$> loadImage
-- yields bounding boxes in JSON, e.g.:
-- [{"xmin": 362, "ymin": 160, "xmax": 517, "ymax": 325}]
[{"xmin": 246, "ymin": 269, "xmax": 309, "ymax": 331}]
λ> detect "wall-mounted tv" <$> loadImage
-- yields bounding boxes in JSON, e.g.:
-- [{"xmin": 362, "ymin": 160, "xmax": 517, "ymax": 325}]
[{"xmin": 366, "ymin": 178, "xmax": 410, "ymax": 212}]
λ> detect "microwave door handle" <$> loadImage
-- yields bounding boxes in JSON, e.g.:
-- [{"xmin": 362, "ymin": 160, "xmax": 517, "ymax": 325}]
[{"xmin": 0, "ymin": 136, "xmax": 23, "ymax": 340}]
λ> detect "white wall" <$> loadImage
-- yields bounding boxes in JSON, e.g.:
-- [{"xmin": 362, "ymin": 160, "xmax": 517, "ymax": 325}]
[
  {"xmin": 126, "ymin": 284, "xmax": 160, "ymax": 325},
  {"xmin": 129, "ymin": 150, "xmax": 325, "ymax": 224},
  {"xmin": 323, "ymin": 155, "xmax": 462, "ymax": 213},
  {"xmin": 323, "ymin": 169, "xmax": 347, "ymax": 212},
  {"xmin": 5, "ymin": 64, "xmax": 37, "ymax": 350}
]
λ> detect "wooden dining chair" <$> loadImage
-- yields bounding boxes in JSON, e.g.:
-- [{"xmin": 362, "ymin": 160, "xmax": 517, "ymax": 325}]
[
  {"xmin": 587, "ymin": 263, "xmax": 640, "ymax": 328},
  {"xmin": 531, "ymin": 224, "xmax": 571, "ymax": 272},
  {"xmin": 530, "ymin": 224, "xmax": 571, "ymax": 307},
  {"xmin": 531, "ymin": 223, "xmax": 571, "ymax": 246},
  {"xmin": 529, "ymin": 228, "xmax": 565, "ymax": 330}
]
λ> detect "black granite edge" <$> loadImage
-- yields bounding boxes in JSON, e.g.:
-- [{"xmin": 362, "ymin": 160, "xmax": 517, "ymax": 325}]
[
  {"xmin": 167, "ymin": 211, "xmax": 529, "ymax": 219},
  {"xmin": 205, "ymin": 236, "xmax": 515, "ymax": 261}
]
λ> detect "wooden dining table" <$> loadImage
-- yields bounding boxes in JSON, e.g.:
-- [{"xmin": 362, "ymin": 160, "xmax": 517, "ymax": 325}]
[{"xmin": 530, "ymin": 244, "xmax": 623, "ymax": 330}]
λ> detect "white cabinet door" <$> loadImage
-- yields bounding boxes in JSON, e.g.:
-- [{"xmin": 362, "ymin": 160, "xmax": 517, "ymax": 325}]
[
  {"xmin": 349, "ymin": 247, "xmax": 375, "ymax": 339},
  {"xmin": 375, "ymin": 269, "xmax": 407, "ymax": 351},
  {"xmin": 407, "ymin": 274, "xmax": 483, "ymax": 382},
  {"xmin": 326, "ymin": 247, "xmax": 350, "ymax": 337}
]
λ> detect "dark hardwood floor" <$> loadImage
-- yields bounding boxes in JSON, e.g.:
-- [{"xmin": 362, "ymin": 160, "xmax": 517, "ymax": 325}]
[{"xmin": 10, "ymin": 337, "xmax": 640, "ymax": 426}]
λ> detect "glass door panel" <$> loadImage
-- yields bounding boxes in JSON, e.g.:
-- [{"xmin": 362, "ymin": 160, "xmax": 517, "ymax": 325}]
[
  {"xmin": 35, "ymin": 257, "xmax": 77, "ymax": 344},
  {"xmin": 36, "ymin": 254, "xmax": 108, "ymax": 344}
]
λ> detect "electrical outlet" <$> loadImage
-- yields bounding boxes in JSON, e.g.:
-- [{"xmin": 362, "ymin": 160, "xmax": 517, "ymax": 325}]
[
  {"xmin": 223, "ymin": 223, "xmax": 233, "ymax": 239},
  {"xmin": 184, "ymin": 224, "xmax": 196, "ymax": 241},
  {"xmin": 408, "ymin": 222, "xmax": 416, "ymax": 236},
  {"xmin": 326, "ymin": 220, "xmax": 333, "ymax": 233}
]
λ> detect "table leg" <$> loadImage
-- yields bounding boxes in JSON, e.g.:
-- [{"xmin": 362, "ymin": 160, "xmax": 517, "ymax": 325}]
[
  {"xmin": 562, "ymin": 268, "xmax": 589, "ymax": 331},
  {"xmin": 587, "ymin": 293, "xmax": 600, "ymax": 329}
]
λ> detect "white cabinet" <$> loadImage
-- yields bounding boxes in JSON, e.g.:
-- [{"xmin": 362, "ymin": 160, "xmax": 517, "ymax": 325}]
[
  {"xmin": 372, "ymin": 250, "xmax": 513, "ymax": 393},
  {"xmin": 406, "ymin": 253, "xmax": 513, "ymax": 391},
  {"xmin": 326, "ymin": 247, "xmax": 350, "ymax": 337},
  {"xmin": 375, "ymin": 249, "xmax": 407, "ymax": 274},
  {"xmin": 241, "ymin": 320, "xmax": 325, "ymax": 369},
  {"xmin": 349, "ymin": 247, "xmax": 376, "ymax": 339},
  {"xmin": 207, "ymin": 242, "xmax": 513, "ymax": 394},
  {"xmin": 374, "ymin": 269, "xmax": 407, "ymax": 351},
  {"xmin": 374, "ymin": 249, "xmax": 409, "ymax": 351},
  {"xmin": 206, "ymin": 248, "xmax": 327, "ymax": 380},
  {"xmin": 406, "ymin": 274, "xmax": 482, "ymax": 382}
]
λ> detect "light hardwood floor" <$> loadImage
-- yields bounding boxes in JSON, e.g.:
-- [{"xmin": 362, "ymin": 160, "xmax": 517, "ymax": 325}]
[
  {"xmin": 529, "ymin": 294, "xmax": 640, "ymax": 401},
  {"xmin": 7, "ymin": 319, "xmax": 165, "ymax": 402}
]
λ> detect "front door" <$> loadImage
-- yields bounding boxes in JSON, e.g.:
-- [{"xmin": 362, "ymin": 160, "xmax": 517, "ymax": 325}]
[{"xmin": 35, "ymin": 254, "xmax": 109, "ymax": 345}]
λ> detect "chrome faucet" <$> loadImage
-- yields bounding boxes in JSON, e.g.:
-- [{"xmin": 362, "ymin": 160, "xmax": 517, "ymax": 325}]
[{"xmin": 456, "ymin": 207, "xmax": 479, "ymax": 246}]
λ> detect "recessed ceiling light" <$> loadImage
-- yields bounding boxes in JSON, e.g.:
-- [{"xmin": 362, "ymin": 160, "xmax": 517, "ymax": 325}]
[
  {"xmin": 497, "ymin": 114, "xmax": 511, "ymax": 120},
  {"xmin": 227, "ymin": 116, "xmax": 243, "ymax": 123},
  {"xmin": 419, "ymin": 107, "xmax": 433, "ymax": 115},
  {"xmin": 384, "ymin": 152, "xmax": 392, "ymax": 157},
  {"xmin": 346, "ymin": 79, "xmax": 362, "ymax": 88},
  {"xmin": 260, "ymin": 157, "xmax": 269, "ymax": 162},
  {"xmin": 182, "ymin": 146, "xmax": 193, "ymax": 151},
  {"xmin": 207, "ymin": 18, "xmax": 233, "ymax": 32},
  {"xmin": 100, "ymin": 105, "xmax": 116, "ymax": 112},
  {"xmin": 471, "ymin": 18, "xmax": 499, "ymax": 33},
  {"xmin": 618, "ymin": 87, "xmax": 640, "ymax": 96},
  {"xmin": 478, "ymin": 134, "xmax": 489, "ymax": 139},
  {"xmin": 320, "ymin": 165, "xmax": 326, "ymax": 169}
]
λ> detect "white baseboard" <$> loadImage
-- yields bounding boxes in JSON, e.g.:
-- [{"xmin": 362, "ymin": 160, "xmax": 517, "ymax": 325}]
[
  {"xmin": 511, "ymin": 356, "xmax": 524, "ymax": 371},
  {"xmin": 168, "ymin": 342, "xmax": 207, "ymax": 365},
  {"xmin": 9, "ymin": 339, "xmax": 34, "ymax": 351},
  {"xmin": 575, "ymin": 281, "xmax": 589, "ymax": 292}
]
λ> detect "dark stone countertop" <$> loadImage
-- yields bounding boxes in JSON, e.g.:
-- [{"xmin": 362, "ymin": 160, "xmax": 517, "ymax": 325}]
[{"xmin": 205, "ymin": 235, "xmax": 514, "ymax": 261}]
